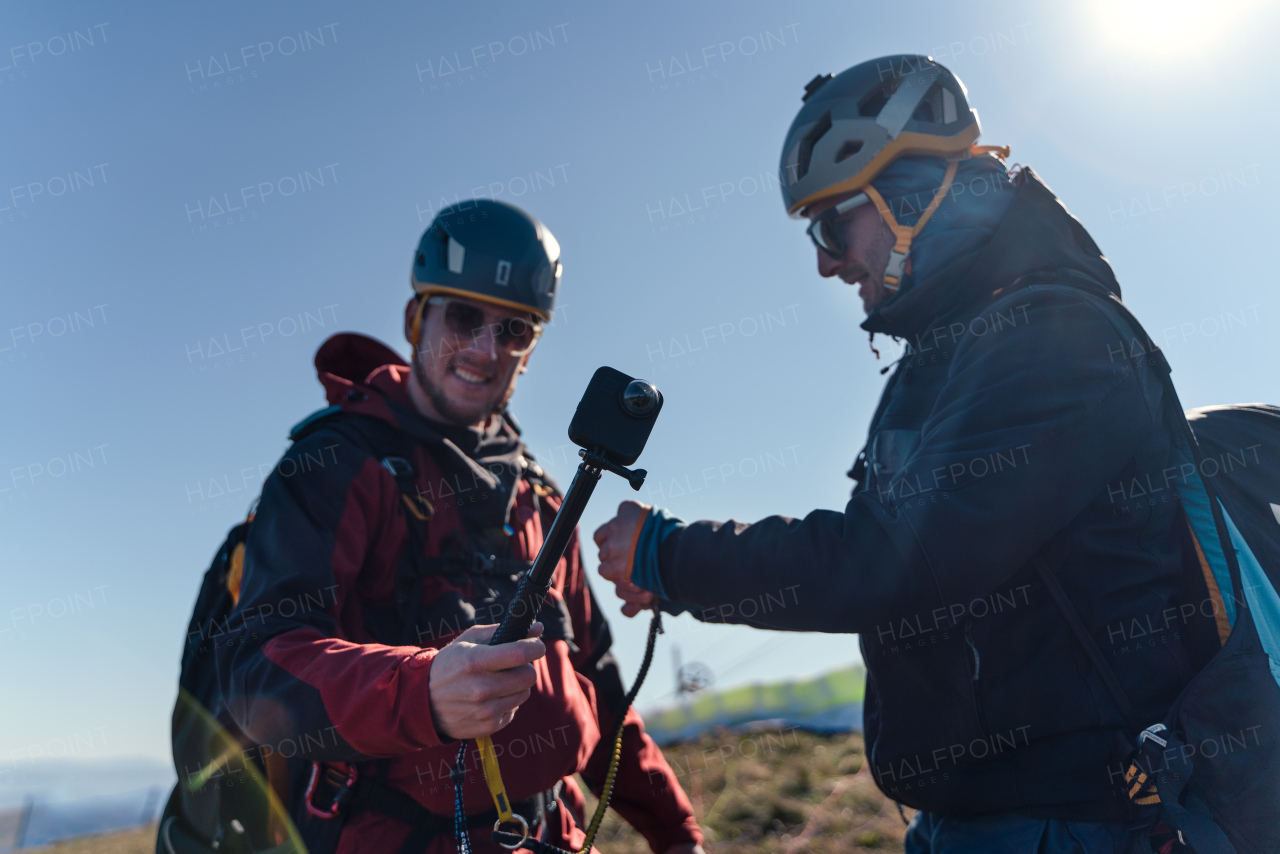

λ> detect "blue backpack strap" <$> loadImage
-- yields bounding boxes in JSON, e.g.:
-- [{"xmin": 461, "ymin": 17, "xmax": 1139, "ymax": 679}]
[
  {"xmin": 1009, "ymin": 271, "xmax": 1280, "ymax": 850},
  {"xmin": 1149, "ymin": 737, "xmax": 1239, "ymax": 854},
  {"xmin": 288, "ymin": 405, "xmax": 345, "ymax": 442}
]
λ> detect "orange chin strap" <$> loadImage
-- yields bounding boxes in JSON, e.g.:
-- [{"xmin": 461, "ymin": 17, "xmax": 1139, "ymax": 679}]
[
  {"xmin": 971, "ymin": 144, "xmax": 1012, "ymax": 160},
  {"xmin": 860, "ymin": 144, "xmax": 1010, "ymax": 292},
  {"xmin": 409, "ymin": 295, "xmax": 429, "ymax": 361},
  {"xmin": 861, "ymin": 160, "xmax": 956, "ymax": 293}
]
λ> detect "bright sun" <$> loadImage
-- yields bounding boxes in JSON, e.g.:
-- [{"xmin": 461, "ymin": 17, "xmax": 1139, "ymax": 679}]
[{"xmin": 1085, "ymin": 0, "xmax": 1269, "ymax": 58}]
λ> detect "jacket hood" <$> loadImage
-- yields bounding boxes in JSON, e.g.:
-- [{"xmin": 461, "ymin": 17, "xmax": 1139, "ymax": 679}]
[
  {"xmin": 315, "ymin": 332, "xmax": 412, "ymax": 407},
  {"xmin": 313, "ymin": 332, "xmax": 525, "ymax": 534},
  {"xmin": 863, "ymin": 166, "xmax": 1121, "ymax": 340}
]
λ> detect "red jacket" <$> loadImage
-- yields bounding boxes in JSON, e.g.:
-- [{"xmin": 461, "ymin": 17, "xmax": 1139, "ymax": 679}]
[{"xmin": 216, "ymin": 333, "xmax": 700, "ymax": 853}]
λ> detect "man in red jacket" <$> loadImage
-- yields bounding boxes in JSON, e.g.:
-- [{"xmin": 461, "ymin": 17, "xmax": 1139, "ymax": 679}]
[{"xmin": 217, "ymin": 199, "xmax": 703, "ymax": 854}]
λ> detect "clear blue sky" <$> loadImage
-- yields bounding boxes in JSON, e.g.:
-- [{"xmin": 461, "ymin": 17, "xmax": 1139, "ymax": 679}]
[{"xmin": 2, "ymin": 0, "xmax": 1278, "ymax": 772}]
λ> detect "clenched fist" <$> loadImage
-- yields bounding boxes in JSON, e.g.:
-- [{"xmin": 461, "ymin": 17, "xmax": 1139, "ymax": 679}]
[
  {"xmin": 593, "ymin": 500, "xmax": 659, "ymax": 617},
  {"xmin": 428, "ymin": 622, "xmax": 545, "ymax": 740}
]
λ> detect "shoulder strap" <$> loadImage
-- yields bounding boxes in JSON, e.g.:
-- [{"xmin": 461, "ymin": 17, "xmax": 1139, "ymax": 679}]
[
  {"xmin": 289, "ymin": 406, "xmax": 417, "ymax": 465},
  {"xmin": 1011, "ymin": 271, "xmax": 1248, "ymax": 732},
  {"xmin": 1038, "ymin": 272, "xmax": 1246, "ymax": 600},
  {"xmin": 1031, "ymin": 554, "xmax": 1142, "ymax": 729},
  {"xmin": 519, "ymin": 451, "xmax": 562, "ymax": 530},
  {"xmin": 289, "ymin": 407, "xmax": 437, "ymax": 643},
  {"xmin": 289, "ymin": 406, "xmax": 433, "ymax": 518}
]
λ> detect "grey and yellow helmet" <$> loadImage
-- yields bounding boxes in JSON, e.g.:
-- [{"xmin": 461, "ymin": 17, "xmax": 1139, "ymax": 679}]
[
  {"xmin": 779, "ymin": 55, "xmax": 981, "ymax": 217},
  {"xmin": 411, "ymin": 199, "xmax": 561, "ymax": 321}
]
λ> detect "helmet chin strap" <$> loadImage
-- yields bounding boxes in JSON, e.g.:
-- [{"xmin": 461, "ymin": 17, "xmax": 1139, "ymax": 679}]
[
  {"xmin": 409, "ymin": 294, "xmax": 428, "ymax": 350},
  {"xmin": 409, "ymin": 295, "xmax": 432, "ymax": 398},
  {"xmin": 859, "ymin": 144, "xmax": 1010, "ymax": 292},
  {"xmin": 861, "ymin": 159, "xmax": 958, "ymax": 293}
]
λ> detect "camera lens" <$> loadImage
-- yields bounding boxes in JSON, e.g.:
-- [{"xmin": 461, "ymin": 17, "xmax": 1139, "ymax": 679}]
[{"xmin": 621, "ymin": 380, "xmax": 660, "ymax": 418}]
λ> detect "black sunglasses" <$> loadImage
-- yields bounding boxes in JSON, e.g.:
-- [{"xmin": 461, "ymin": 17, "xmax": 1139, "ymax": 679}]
[
  {"xmin": 806, "ymin": 192, "xmax": 871, "ymax": 259},
  {"xmin": 428, "ymin": 296, "xmax": 542, "ymax": 356}
]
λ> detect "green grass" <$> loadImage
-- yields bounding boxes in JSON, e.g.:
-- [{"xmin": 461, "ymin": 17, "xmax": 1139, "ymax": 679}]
[
  {"xmin": 584, "ymin": 728, "xmax": 910, "ymax": 854},
  {"xmin": 29, "ymin": 729, "xmax": 907, "ymax": 853}
]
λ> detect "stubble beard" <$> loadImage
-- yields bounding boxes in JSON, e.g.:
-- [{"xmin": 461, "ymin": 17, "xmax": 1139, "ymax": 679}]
[{"xmin": 413, "ymin": 353, "xmax": 515, "ymax": 427}]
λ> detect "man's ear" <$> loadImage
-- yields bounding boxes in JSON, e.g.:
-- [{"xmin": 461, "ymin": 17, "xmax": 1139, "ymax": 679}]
[{"xmin": 517, "ymin": 350, "xmax": 533, "ymax": 375}]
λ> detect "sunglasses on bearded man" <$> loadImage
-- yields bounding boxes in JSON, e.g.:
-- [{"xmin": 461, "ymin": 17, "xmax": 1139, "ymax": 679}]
[
  {"xmin": 426, "ymin": 295, "xmax": 543, "ymax": 356},
  {"xmin": 805, "ymin": 192, "xmax": 871, "ymax": 259}
]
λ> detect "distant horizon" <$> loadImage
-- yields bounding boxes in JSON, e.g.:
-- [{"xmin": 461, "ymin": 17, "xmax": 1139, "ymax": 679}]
[{"xmin": 0, "ymin": 754, "xmax": 173, "ymax": 809}]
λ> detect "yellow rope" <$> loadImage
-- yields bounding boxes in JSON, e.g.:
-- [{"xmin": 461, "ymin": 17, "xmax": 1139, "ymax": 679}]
[{"xmin": 577, "ymin": 610, "xmax": 662, "ymax": 853}]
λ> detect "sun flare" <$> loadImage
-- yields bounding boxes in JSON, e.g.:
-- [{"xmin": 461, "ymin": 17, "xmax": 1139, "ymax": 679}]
[{"xmin": 1085, "ymin": 0, "xmax": 1268, "ymax": 58}]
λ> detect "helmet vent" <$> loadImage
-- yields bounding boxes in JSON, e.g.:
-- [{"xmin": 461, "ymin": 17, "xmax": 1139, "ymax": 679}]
[
  {"xmin": 912, "ymin": 82, "xmax": 949, "ymax": 124},
  {"xmin": 446, "ymin": 236, "xmax": 466, "ymax": 274},
  {"xmin": 835, "ymin": 140, "xmax": 864, "ymax": 163},
  {"xmin": 796, "ymin": 111, "xmax": 832, "ymax": 181},
  {"xmin": 910, "ymin": 82, "xmax": 960, "ymax": 126},
  {"xmin": 858, "ymin": 76, "xmax": 901, "ymax": 118}
]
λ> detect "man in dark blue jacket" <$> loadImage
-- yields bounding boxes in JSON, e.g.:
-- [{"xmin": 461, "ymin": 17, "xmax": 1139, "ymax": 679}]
[{"xmin": 595, "ymin": 56, "xmax": 1223, "ymax": 853}]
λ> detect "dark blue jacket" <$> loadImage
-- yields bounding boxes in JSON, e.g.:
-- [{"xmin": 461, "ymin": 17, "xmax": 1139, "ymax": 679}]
[{"xmin": 654, "ymin": 168, "xmax": 1221, "ymax": 819}]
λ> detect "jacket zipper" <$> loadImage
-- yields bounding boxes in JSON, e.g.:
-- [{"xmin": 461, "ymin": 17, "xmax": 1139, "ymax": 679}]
[{"xmin": 964, "ymin": 620, "xmax": 990, "ymax": 734}]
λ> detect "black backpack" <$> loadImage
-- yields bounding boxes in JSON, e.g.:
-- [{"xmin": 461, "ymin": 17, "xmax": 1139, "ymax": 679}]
[
  {"xmin": 1030, "ymin": 278, "xmax": 1280, "ymax": 854},
  {"xmin": 157, "ymin": 408, "xmax": 421, "ymax": 854},
  {"xmin": 157, "ymin": 514, "xmax": 295, "ymax": 854}
]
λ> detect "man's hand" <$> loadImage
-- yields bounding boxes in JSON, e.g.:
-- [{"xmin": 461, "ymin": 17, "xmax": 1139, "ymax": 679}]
[
  {"xmin": 593, "ymin": 500, "xmax": 658, "ymax": 618},
  {"xmin": 428, "ymin": 622, "xmax": 546, "ymax": 740}
]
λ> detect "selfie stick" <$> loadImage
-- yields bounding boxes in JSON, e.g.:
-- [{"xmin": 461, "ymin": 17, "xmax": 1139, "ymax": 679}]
[
  {"xmin": 489, "ymin": 449, "xmax": 646, "ymax": 647},
  {"xmin": 460, "ymin": 370, "xmax": 661, "ymax": 854}
]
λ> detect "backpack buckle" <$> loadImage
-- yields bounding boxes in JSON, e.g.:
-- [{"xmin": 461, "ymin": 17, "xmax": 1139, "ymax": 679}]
[
  {"xmin": 381, "ymin": 456, "xmax": 414, "ymax": 479},
  {"xmin": 1124, "ymin": 725, "xmax": 1169, "ymax": 807},
  {"xmin": 382, "ymin": 457, "xmax": 434, "ymax": 521},
  {"xmin": 304, "ymin": 762, "xmax": 357, "ymax": 819}
]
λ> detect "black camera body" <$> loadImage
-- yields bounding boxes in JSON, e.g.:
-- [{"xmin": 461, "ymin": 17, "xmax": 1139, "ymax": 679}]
[{"xmin": 568, "ymin": 367, "xmax": 663, "ymax": 466}]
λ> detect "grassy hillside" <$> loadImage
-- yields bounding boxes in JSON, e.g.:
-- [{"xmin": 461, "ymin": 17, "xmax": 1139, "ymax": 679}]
[
  {"xmin": 587, "ymin": 729, "xmax": 908, "ymax": 853},
  {"xmin": 31, "ymin": 730, "xmax": 906, "ymax": 853}
]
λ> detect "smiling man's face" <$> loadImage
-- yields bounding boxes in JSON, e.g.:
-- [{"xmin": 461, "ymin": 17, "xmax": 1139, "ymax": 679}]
[
  {"xmin": 806, "ymin": 194, "xmax": 897, "ymax": 313},
  {"xmin": 404, "ymin": 295, "xmax": 535, "ymax": 427}
]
